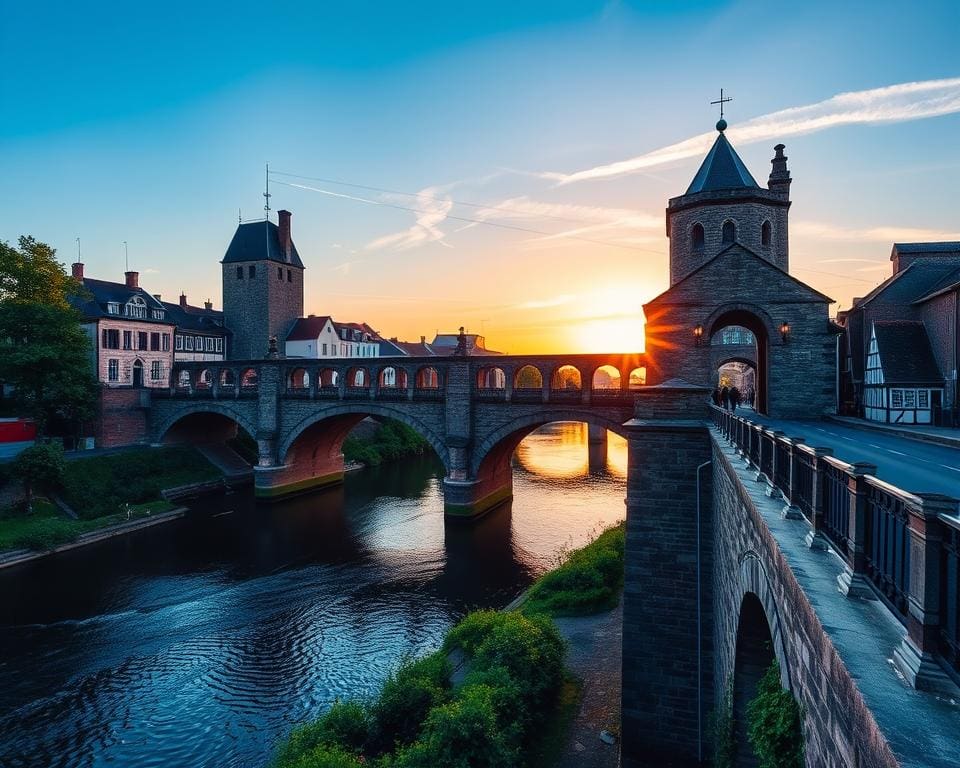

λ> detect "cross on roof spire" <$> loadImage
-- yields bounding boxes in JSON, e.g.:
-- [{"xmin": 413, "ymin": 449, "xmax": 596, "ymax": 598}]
[{"xmin": 711, "ymin": 88, "xmax": 732, "ymax": 119}]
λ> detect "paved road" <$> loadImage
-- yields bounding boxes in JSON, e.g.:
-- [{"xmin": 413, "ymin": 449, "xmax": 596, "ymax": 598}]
[{"xmin": 736, "ymin": 412, "xmax": 960, "ymax": 498}]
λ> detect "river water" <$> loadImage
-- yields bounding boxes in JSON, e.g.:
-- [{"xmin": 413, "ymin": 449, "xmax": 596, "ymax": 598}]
[{"xmin": 0, "ymin": 423, "xmax": 627, "ymax": 768}]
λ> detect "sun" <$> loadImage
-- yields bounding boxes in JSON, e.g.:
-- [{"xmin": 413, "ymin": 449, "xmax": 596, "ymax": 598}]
[{"xmin": 571, "ymin": 286, "xmax": 646, "ymax": 353}]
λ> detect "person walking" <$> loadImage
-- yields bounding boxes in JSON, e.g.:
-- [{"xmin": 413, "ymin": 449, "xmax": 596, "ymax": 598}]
[
  {"xmin": 720, "ymin": 385, "xmax": 730, "ymax": 411},
  {"xmin": 729, "ymin": 386, "xmax": 741, "ymax": 412}
]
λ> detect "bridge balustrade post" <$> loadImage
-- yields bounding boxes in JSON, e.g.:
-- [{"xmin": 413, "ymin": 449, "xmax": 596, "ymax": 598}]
[
  {"xmin": 893, "ymin": 494, "xmax": 960, "ymax": 694},
  {"xmin": 540, "ymin": 367, "xmax": 550, "ymax": 404},
  {"xmin": 781, "ymin": 437, "xmax": 805, "ymax": 519},
  {"xmin": 308, "ymin": 368, "xmax": 318, "ymax": 399},
  {"xmin": 337, "ymin": 368, "xmax": 347, "ymax": 400},
  {"xmin": 764, "ymin": 430, "xmax": 785, "ymax": 498},
  {"xmin": 211, "ymin": 370, "xmax": 220, "ymax": 400},
  {"xmin": 803, "ymin": 446, "xmax": 833, "ymax": 549},
  {"xmin": 504, "ymin": 367, "xmax": 514, "ymax": 401},
  {"xmin": 838, "ymin": 462, "xmax": 878, "ymax": 599}
]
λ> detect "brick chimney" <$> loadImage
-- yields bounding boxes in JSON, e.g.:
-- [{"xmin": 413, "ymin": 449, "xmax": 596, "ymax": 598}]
[
  {"xmin": 71, "ymin": 262, "xmax": 84, "ymax": 280},
  {"xmin": 179, "ymin": 292, "xmax": 188, "ymax": 308},
  {"xmin": 278, "ymin": 209, "xmax": 292, "ymax": 262},
  {"xmin": 204, "ymin": 299, "xmax": 213, "ymax": 311},
  {"xmin": 125, "ymin": 271, "xmax": 139, "ymax": 289},
  {"xmin": 420, "ymin": 335, "xmax": 426, "ymax": 344}
]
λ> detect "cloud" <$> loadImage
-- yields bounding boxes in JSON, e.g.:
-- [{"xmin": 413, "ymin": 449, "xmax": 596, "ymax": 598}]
[
  {"xmin": 547, "ymin": 77, "xmax": 960, "ymax": 185},
  {"xmin": 332, "ymin": 260, "xmax": 364, "ymax": 275},
  {"xmin": 365, "ymin": 186, "xmax": 454, "ymax": 251},
  {"xmin": 516, "ymin": 294, "xmax": 577, "ymax": 310},
  {"xmin": 794, "ymin": 220, "xmax": 960, "ymax": 242}
]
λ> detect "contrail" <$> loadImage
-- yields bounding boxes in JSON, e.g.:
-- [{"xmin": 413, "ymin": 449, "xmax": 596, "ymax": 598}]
[{"xmin": 546, "ymin": 77, "xmax": 960, "ymax": 185}]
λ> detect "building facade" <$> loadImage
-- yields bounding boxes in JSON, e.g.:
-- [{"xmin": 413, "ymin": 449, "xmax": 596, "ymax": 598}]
[
  {"xmin": 285, "ymin": 316, "xmax": 380, "ymax": 359},
  {"xmin": 69, "ymin": 264, "xmax": 174, "ymax": 389},
  {"xmin": 162, "ymin": 293, "xmax": 230, "ymax": 362}
]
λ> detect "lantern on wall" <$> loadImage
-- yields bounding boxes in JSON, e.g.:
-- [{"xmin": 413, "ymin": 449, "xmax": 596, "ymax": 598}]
[
  {"xmin": 779, "ymin": 321, "xmax": 791, "ymax": 342},
  {"xmin": 694, "ymin": 324, "xmax": 704, "ymax": 346}
]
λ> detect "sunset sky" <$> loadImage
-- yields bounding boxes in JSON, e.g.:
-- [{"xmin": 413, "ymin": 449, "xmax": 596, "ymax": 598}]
[{"xmin": 2, "ymin": 1, "xmax": 959, "ymax": 353}]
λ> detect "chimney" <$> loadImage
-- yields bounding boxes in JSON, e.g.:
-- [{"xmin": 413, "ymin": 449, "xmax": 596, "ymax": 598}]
[
  {"xmin": 71, "ymin": 262, "xmax": 84, "ymax": 280},
  {"xmin": 153, "ymin": 294, "xmax": 162, "ymax": 301},
  {"xmin": 768, "ymin": 144, "xmax": 791, "ymax": 200},
  {"xmin": 204, "ymin": 299, "xmax": 213, "ymax": 311},
  {"xmin": 125, "ymin": 271, "xmax": 139, "ymax": 289},
  {"xmin": 278, "ymin": 209, "xmax": 292, "ymax": 262},
  {"xmin": 420, "ymin": 335, "xmax": 426, "ymax": 344},
  {"xmin": 179, "ymin": 292, "xmax": 188, "ymax": 308}
]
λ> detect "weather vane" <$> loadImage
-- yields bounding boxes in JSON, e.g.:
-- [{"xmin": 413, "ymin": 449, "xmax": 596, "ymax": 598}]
[
  {"xmin": 264, "ymin": 162, "xmax": 271, "ymax": 217},
  {"xmin": 711, "ymin": 88, "xmax": 732, "ymax": 119}
]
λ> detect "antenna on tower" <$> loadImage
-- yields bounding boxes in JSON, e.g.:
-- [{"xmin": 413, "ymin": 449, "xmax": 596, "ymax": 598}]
[
  {"xmin": 123, "ymin": 241, "xmax": 129, "ymax": 271},
  {"xmin": 238, "ymin": 208, "xmax": 242, "ymax": 223},
  {"xmin": 264, "ymin": 163, "xmax": 271, "ymax": 219},
  {"xmin": 76, "ymin": 237, "xmax": 81, "ymax": 261}
]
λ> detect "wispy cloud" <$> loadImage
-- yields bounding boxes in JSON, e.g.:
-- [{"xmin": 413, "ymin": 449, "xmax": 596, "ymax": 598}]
[
  {"xmin": 546, "ymin": 77, "xmax": 960, "ymax": 185},
  {"xmin": 332, "ymin": 260, "xmax": 364, "ymax": 275},
  {"xmin": 516, "ymin": 293, "xmax": 577, "ymax": 310},
  {"xmin": 795, "ymin": 220, "xmax": 960, "ymax": 242},
  {"xmin": 365, "ymin": 186, "xmax": 454, "ymax": 251}
]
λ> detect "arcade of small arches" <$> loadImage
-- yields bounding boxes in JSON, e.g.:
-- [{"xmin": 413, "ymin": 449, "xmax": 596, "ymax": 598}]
[{"xmin": 691, "ymin": 218, "xmax": 772, "ymax": 251}]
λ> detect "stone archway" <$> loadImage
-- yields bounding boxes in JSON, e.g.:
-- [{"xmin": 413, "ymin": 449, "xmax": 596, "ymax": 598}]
[{"xmin": 706, "ymin": 305, "xmax": 775, "ymax": 415}]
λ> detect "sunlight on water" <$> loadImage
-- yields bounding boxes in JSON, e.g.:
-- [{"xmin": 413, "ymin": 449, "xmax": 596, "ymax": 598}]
[{"xmin": 516, "ymin": 421, "xmax": 628, "ymax": 479}]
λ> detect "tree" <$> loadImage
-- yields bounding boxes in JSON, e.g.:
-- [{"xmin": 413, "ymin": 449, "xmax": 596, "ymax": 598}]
[
  {"xmin": 13, "ymin": 443, "xmax": 65, "ymax": 513},
  {"xmin": 0, "ymin": 236, "xmax": 97, "ymax": 434}
]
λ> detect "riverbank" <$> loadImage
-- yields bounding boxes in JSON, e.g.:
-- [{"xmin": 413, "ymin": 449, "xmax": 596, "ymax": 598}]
[
  {"xmin": 0, "ymin": 445, "xmax": 221, "ymax": 557},
  {"xmin": 342, "ymin": 418, "xmax": 431, "ymax": 467},
  {"xmin": 271, "ymin": 521, "xmax": 625, "ymax": 768}
]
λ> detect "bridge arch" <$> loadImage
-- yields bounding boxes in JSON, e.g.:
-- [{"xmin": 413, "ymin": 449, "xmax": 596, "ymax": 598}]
[
  {"xmin": 278, "ymin": 403, "xmax": 450, "ymax": 470},
  {"xmin": 153, "ymin": 402, "xmax": 258, "ymax": 447}
]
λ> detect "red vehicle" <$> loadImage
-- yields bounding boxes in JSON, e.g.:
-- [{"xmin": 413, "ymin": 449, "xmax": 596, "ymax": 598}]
[{"xmin": 0, "ymin": 418, "xmax": 36, "ymax": 459}]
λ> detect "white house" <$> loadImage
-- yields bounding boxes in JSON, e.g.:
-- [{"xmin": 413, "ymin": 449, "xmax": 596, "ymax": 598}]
[{"xmin": 285, "ymin": 316, "xmax": 380, "ymax": 359}]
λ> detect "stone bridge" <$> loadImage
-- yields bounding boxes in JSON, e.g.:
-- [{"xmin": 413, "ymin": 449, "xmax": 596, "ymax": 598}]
[{"xmin": 148, "ymin": 353, "xmax": 647, "ymax": 515}]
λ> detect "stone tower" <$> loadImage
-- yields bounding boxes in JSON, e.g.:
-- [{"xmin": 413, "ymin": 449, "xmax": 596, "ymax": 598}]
[
  {"xmin": 221, "ymin": 210, "xmax": 305, "ymax": 360},
  {"xmin": 665, "ymin": 120, "xmax": 792, "ymax": 285}
]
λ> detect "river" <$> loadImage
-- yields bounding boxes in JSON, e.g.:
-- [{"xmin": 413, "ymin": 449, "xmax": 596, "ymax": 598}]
[{"xmin": 0, "ymin": 423, "xmax": 627, "ymax": 768}]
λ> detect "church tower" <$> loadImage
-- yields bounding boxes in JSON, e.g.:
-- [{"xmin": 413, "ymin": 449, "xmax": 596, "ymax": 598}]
[
  {"xmin": 665, "ymin": 120, "xmax": 792, "ymax": 285},
  {"xmin": 221, "ymin": 210, "xmax": 305, "ymax": 359}
]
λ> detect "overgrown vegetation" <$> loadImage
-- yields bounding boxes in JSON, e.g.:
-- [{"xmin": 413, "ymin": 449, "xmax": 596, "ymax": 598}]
[
  {"xmin": 60, "ymin": 447, "xmax": 219, "ymax": 519},
  {"xmin": 272, "ymin": 611, "xmax": 566, "ymax": 768},
  {"xmin": 0, "ymin": 498, "xmax": 171, "ymax": 552},
  {"xmin": 342, "ymin": 419, "xmax": 431, "ymax": 467},
  {"xmin": 519, "ymin": 522, "xmax": 625, "ymax": 617},
  {"xmin": 709, "ymin": 683, "xmax": 735, "ymax": 768},
  {"xmin": 746, "ymin": 660, "xmax": 804, "ymax": 768},
  {"xmin": 13, "ymin": 442, "xmax": 65, "ymax": 512}
]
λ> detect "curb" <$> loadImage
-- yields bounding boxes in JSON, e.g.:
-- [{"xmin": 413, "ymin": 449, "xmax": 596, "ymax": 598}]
[{"xmin": 824, "ymin": 416, "xmax": 960, "ymax": 450}]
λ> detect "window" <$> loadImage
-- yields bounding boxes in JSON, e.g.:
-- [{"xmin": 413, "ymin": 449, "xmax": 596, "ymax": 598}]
[
  {"xmin": 162, "ymin": 334, "xmax": 170, "ymax": 352},
  {"xmin": 761, "ymin": 220, "xmax": 772, "ymax": 246},
  {"xmin": 175, "ymin": 335, "xmax": 184, "ymax": 351},
  {"xmin": 108, "ymin": 359, "xmax": 119, "ymax": 381},
  {"xmin": 151, "ymin": 360, "xmax": 162, "ymax": 380},
  {"xmin": 287, "ymin": 269, "xmax": 292, "ymax": 282},
  {"xmin": 248, "ymin": 265, "xmax": 256, "ymax": 278},
  {"xmin": 322, "ymin": 343, "xmax": 327, "ymax": 355},
  {"xmin": 195, "ymin": 336, "xmax": 203, "ymax": 350},
  {"xmin": 236, "ymin": 266, "xmax": 243, "ymax": 280},
  {"xmin": 138, "ymin": 331, "xmax": 148, "ymax": 350},
  {"xmin": 185, "ymin": 336, "xmax": 194, "ymax": 351},
  {"xmin": 278, "ymin": 266, "xmax": 283, "ymax": 280},
  {"xmin": 103, "ymin": 328, "xmax": 120, "ymax": 349},
  {"xmin": 107, "ymin": 302, "xmax": 120, "ymax": 314},
  {"xmin": 205, "ymin": 337, "xmax": 214, "ymax": 352},
  {"xmin": 891, "ymin": 389, "xmax": 903, "ymax": 408},
  {"xmin": 151, "ymin": 309, "xmax": 165, "ymax": 320},
  {"xmin": 125, "ymin": 296, "xmax": 147, "ymax": 318},
  {"xmin": 123, "ymin": 330, "xmax": 132, "ymax": 350},
  {"xmin": 918, "ymin": 390, "xmax": 930, "ymax": 408},
  {"xmin": 902, "ymin": 389, "xmax": 917, "ymax": 408},
  {"xmin": 151, "ymin": 332, "xmax": 160, "ymax": 351},
  {"xmin": 215, "ymin": 337, "xmax": 223, "ymax": 353},
  {"xmin": 692, "ymin": 223, "xmax": 704, "ymax": 250},
  {"xmin": 721, "ymin": 220, "xmax": 736, "ymax": 244}
]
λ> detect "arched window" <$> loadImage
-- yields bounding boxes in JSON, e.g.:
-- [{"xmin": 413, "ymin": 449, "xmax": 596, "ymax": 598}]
[
  {"xmin": 691, "ymin": 223, "xmax": 705, "ymax": 251},
  {"xmin": 288, "ymin": 368, "xmax": 309, "ymax": 390},
  {"xmin": 551, "ymin": 365, "xmax": 582, "ymax": 391},
  {"xmin": 197, "ymin": 368, "xmax": 213, "ymax": 389},
  {"xmin": 722, "ymin": 220, "xmax": 736, "ymax": 244},
  {"xmin": 476, "ymin": 366, "xmax": 506, "ymax": 389},
  {"xmin": 220, "ymin": 369, "xmax": 235, "ymax": 388},
  {"xmin": 240, "ymin": 368, "xmax": 258, "ymax": 389},
  {"xmin": 514, "ymin": 365, "xmax": 543, "ymax": 390},
  {"xmin": 761, "ymin": 220, "xmax": 772, "ymax": 247},
  {"xmin": 124, "ymin": 295, "xmax": 147, "ymax": 318},
  {"xmin": 592, "ymin": 365, "xmax": 622, "ymax": 392},
  {"xmin": 628, "ymin": 367, "xmax": 647, "ymax": 389},
  {"xmin": 416, "ymin": 366, "xmax": 440, "ymax": 389}
]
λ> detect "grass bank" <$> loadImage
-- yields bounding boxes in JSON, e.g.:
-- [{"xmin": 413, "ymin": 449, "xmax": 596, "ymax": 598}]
[
  {"xmin": 342, "ymin": 419, "xmax": 432, "ymax": 467},
  {"xmin": 271, "ymin": 522, "xmax": 626, "ymax": 768},
  {"xmin": 0, "ymin": 446, "xmax": 219, "ymax": 552}
]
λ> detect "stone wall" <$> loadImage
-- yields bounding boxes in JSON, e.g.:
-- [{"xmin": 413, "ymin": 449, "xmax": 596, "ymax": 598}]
[{"xmin": 97, "ymin": 388, "xmax": 149, "ymax": 447}]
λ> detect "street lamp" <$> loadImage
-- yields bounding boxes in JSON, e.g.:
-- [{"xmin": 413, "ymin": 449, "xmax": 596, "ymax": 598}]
[
  {"xmin": 780, "ymin": 321, "xmax": 791, "ymax": 342},
  {"xmin": 694, "ymin": 324, "xmax": 704, "ymax": 346}
]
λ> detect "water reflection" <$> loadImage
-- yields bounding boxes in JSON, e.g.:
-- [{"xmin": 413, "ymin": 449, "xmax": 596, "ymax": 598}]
[
  {"xmin": 0, "ymin": 422, "xmax": 626, "ymax": 768},
  {"xmin": 515, "ymin": 421, "xmax": 628, "ymax": 479}
]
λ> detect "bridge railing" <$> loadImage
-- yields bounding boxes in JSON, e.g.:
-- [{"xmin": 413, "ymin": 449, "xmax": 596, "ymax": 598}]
[{"xmin": 711, "ymin": 405, "xmax": 960, "ymax": 684}]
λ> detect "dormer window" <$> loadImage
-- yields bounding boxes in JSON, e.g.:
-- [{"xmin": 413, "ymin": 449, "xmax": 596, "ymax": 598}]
[
  {"xmin": 124, "ymin": 296, "xmax": 147, "ymax": 318},
  {"xmin": 107, "ymin": 302, "xmax": 120, "ymax": 314},
  {"xmin": 151, "ymin": 309, "xmax": 165, "ymax": 320}
]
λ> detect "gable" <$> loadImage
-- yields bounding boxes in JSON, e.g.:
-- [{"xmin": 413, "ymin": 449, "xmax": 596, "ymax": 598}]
[{"xmin": 645, "ymin": 243, "xmax": 834, "ymax": 309}]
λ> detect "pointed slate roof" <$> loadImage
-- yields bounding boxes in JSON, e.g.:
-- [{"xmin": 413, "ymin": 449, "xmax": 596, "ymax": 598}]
[
  {"xmin": 221, "ymin": 220, "xmax": 304, "ymax": 268},
  {"xmin": 685, "ymin": 131, "xmax": 760, "ymax": 194}
]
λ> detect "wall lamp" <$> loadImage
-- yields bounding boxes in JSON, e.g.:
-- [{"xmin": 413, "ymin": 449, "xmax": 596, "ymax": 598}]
[
  {"xmin": 694, "ymin": 324, "xmax": 704, "ymax": 345},
  {"xmin": 780, "ymin": 321, "xmax": 791, "ymax": 342}
]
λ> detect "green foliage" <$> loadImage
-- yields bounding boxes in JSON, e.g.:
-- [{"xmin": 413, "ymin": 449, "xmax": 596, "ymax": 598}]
[
  {"xmin": 0, "ymin": 236, "xmax": 97, "ymax": 435},
  {"xmin": 60, "ymin": 447, "xmax": 219, "ymax": 519},
  {"xmin": 274, "ymin": 742, "xmax": 364, "ymax": 768},
  {"xmin": 275, "ymin": 702, "xmax": 371, "ymax": 767},
  {"xmin": 0, "ymin": 498, "xmax": 156, "ymax": 552},
  {"xmin": 371, "ymin": 651, "xmax": 451, "ymax": 751},
  {"xmin": 520, "ymin": 523, "xmax": 625, "ymax": 616},
  {"xmin": 14, "ymin": 443, "xmax": 65, "ymax": 491},
  {"xmin": 709, "ymin": 683, "xmax": 735, "ymax": 768},
  {"xmin": 746, "ymin": 660, "xmax": 804, "ymax": 768},
  {"xmin": 342, "ymin": 419, "xmax": 430, "ymax": 467}
]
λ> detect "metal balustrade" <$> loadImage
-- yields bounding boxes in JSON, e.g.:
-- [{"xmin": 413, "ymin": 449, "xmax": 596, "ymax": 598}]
[{"xmin": 710, "ymin": 404, "xmax": 960, "ymax": 679}]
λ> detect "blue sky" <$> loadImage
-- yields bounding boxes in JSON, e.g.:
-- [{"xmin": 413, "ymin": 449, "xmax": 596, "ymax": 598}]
[{"xmin": 2, "ymin": 0, "xmax": 959, "ymax": 352}]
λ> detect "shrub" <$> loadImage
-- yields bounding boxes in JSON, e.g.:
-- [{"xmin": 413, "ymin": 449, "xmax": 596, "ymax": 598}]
[
  {"xmin": 393, "ymin": 684, "xmax": 516, "ymax": 768},
  {"xmin": 370, "ymin": 651, "xmax": 451, "ymax": 751},
  {"xmin": 342, "ymin": 419, "xmax": 430, "ymax": 467},
  {"xmin": 746, "ymin": 660, "xmax": 804, "ymax": 768},
  {"xmin": 275, "ymin": 701, "xmax": 371, "ymax": 765},
  {"xmin": 14, "ymin": 442, "xmax": 65, "ymax": 511},
  {"xmin": 275, "ymin": 742, "xmax": 364, "ymax": 768}
]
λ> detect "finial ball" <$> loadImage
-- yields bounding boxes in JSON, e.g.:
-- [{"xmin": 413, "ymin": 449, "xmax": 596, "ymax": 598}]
[{"xmin": 716, "ymin": 118, "xmax": 727, "ymax": 132}]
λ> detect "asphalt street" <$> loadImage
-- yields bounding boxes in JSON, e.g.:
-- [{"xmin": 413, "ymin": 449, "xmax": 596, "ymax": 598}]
[{"xmin": 734, "ymin": 412, "xmax": 960, "ymax": 498}]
